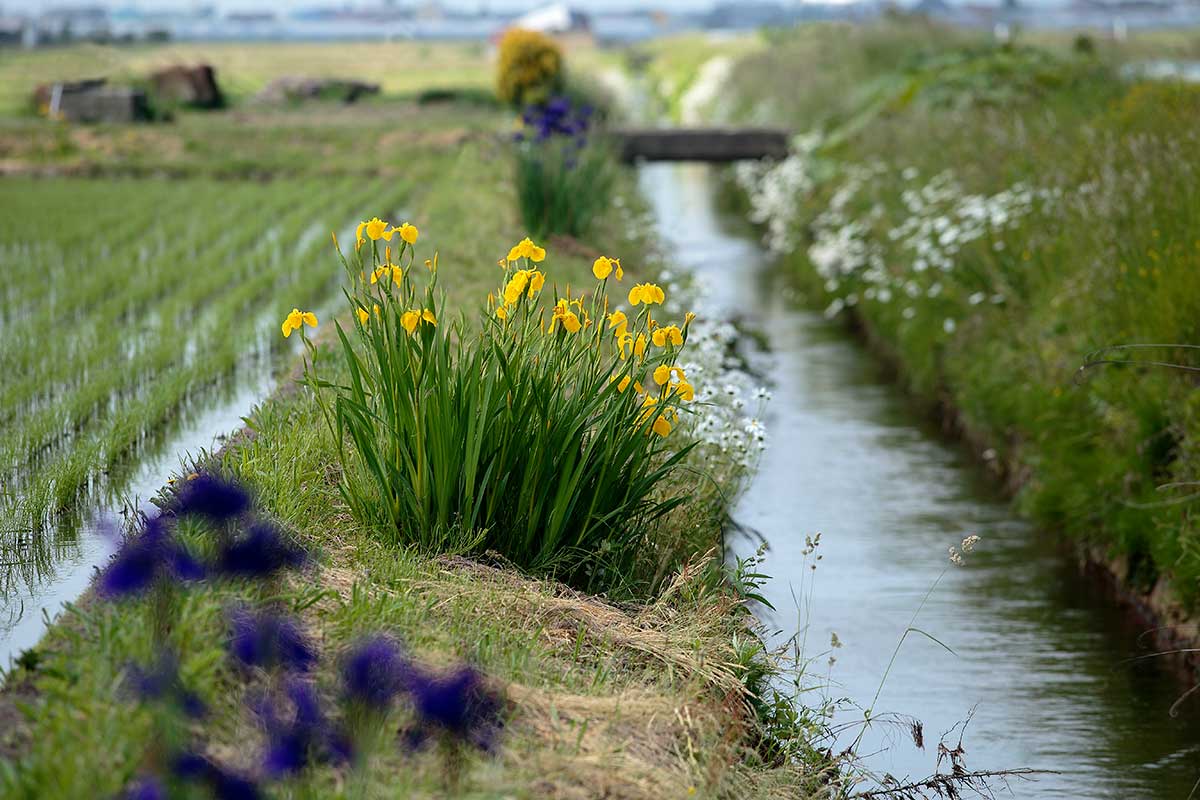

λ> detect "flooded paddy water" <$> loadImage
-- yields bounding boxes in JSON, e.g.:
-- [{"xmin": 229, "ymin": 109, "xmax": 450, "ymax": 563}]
[
  {"xmin": 639, "ymin": 161, "xmax": 1200, "ymax": 798},
  {"xmin": 0, "ymin": 365, "xmax": 277, "ymax": 666}
]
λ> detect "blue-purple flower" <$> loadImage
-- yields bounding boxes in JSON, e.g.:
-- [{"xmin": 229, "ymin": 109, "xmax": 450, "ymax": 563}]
[
  {"xmin": 518, "ymin": 96, "xmax": 593, "ymax": 148},
  {"xmin": 340, "ymin": 634, "xmax": 408, "ymax": 707},
  {"xmin": 404, "ymin": 664, "xmax": 503, "ymax": 753},
  {"xmin": 228, "ymin": 606, "xmax": 316, "ymax": 673},
  {"xmin": 99, "ymin": 515, "xmax": 205, "ymax": 598},
  {"xmin": 171, "ymin": 752, "xmax": 262, "ymax": 800},
  {"xmin": 120, "ymin": 776, "xmax": 166, "ymax": 800},
  {"xmin": 175, "ymin": 474, "xmax": 251, "ymax": 521},
  {"xmin": 252, "ymin": 679, "xmax": 349, "ymax": 777},
  {"xmin": 216, "ymin": 520, "xmax": 307, "ymax": 579}
]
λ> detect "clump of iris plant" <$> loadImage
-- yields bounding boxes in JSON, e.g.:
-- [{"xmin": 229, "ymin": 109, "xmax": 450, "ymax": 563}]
[{"xmin": 513, "ymin": 96, "xmax": 612, "ymax": 237}]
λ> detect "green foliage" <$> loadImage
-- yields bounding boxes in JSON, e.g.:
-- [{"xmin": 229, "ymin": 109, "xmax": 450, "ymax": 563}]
[
  {"xmin": 307, "ymin": 231, "xmax": 698, "ymax": 594},
  {"xmin": 514, "ymin": 138, "xmax": 614, "ymax": 239}
]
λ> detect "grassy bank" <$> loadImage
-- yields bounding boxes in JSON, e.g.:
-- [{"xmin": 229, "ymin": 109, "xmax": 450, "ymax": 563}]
[
  {"xmin": 718, "ymin": 21, "xmax": 1200, "ymax": 616},
  {"xmin": 0, "ymin": 42, "xmax": 830, "ymax": 799}
]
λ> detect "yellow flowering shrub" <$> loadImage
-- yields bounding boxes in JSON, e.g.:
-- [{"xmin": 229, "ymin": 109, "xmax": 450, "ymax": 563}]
[
  {"xmin": 296, "ymin": 219, "xmax": 700, "ymax": 593},
  {"xmin": 496, "ymin": 28, "xmax": 563, "ymax": 108}
]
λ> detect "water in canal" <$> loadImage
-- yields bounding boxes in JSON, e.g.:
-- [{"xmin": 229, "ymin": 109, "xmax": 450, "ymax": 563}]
[
  {"xmin": 0, "ymin": 369, "xmax": 277, "ymax": 668},
  {"xmin": 639, "ymin": 161, "xmax": 1200, "ymax": 798}
]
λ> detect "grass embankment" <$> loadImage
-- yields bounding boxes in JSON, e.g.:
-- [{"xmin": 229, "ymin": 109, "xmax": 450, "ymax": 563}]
[
  {"xmin": 721, "ymin": 21, "xmax": 1200, "ymax": 621},
  {"xmin": 0, "ymin": 44, "xmax": 828, "ymax": 799}
]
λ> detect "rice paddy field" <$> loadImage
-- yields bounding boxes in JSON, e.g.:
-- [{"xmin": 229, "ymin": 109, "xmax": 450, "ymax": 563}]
[{"xmin": 1, "ymin": 175, "xmax": 413, "ymax": 530}]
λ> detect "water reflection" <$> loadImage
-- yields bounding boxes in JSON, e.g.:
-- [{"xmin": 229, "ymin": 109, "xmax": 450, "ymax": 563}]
[
  {"xmin": 639, "ymin": 161, "xmax": 1200, "ymax": 798},
  {"xmin": 0, "ymin": 372, "xmax": 274, "ymax": 667}
]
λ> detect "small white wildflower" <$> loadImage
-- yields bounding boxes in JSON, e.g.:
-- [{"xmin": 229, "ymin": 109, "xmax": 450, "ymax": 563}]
[
  {"xmin": 902, "ymin": 307, "xmax": 916, "ymax": 320},
  {"xmin": 943, "ymin": 318, "xmax": 957, "ymax": 334},
  {"xmin": 948, "ymin": 546, "xmax": 964, "ymax": 567},
  {"xmin": 961, "ymin": 534, "xmax": 981, "ymax": 553},
  {"xmin": 754, "ymin": 386, "xmax": 773, "ymax": 401},
  {"xmin": 968, "ymin": 291, "xmax": 986, "ymax": 306},
  {"xmin": 990, "ymin": 293, "xmax": 1006, "ymax": 304}
]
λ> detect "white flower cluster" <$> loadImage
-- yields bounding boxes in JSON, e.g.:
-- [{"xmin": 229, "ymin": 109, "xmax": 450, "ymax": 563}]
[
  {"xmin": 647, "ymin": 268, "xmax": 771, "ymax": 477},
  {"xmin": 736, "ymin": 158, "xmax": 1057, "ymax": 328},
  {"xmin": 734, "ymin": 132, "xmax": 823, "ymax": 254}
]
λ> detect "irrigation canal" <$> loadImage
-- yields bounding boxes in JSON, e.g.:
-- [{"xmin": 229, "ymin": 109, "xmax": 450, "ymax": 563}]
[{"xmin": 639, "ymin": 161, "xmax": 1200, "ymax": 798}]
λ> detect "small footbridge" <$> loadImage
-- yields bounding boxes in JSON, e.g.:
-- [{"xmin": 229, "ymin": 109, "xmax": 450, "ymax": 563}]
[{"xmin": 610, "ymin": 127, "xmax": 790, "ymax": 163}]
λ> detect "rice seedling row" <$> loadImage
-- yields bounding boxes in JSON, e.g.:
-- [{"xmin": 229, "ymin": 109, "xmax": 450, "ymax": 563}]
[{"xmin": 1, "ymin": 174, "xmax": 410, "ymax": 530}]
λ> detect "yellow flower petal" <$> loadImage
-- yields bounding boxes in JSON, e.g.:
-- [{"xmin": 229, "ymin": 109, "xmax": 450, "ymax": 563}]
[{"xmin": 592, "ymin": 256, "xmax": 613, "ymax": 280}]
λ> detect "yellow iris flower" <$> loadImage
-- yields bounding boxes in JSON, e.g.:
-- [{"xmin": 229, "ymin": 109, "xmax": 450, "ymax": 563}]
[
  {"xmin": 357, "ymin": 307, "xmax": 370, "ymax": 324},
  {"xmin": 652, "ymin": 325, "xmax": 683, "ymax": 347},
  {"xmin": 504, "ymin": 270, "xmax": 531, "ymax": 306},
  {"xmin": 551, "ymin": 298, "xmax": 582, "ymax": 334},
  {"xmin": 528, "ymin": 270, "xmax": 546, "ymax": 295},
  {"xmin": 395, "ymin": 222, "xmax": 419, "ymax": 245},
  {"xmin": 399, "ymin": 308, "xmax": 437, "ymax": 335},
  {"xmin": 651, "ymin": 416, "xmax": 672, "ymax": 437},
  {"xmin": 672, "ymin": 381, "xmax": 695, "ymax": 402},
  {"xmin": 364, "ymin": 217, "xmax": 390, "ymax": 241},
  {"xmin": 628, "ymin": 283, "xmax": 665, "ymax": 306},
  {"xmin": 607, "ymin": 310, "xmax": 628, "ymax": 337},
  {"xmin": 281, "ymin": 308, "xmax": 318, "ymax": 338},
  {"xmin": 592, "ymin": 256, "xmax": 623, "ymax": 281},
  {"xmin": 355, "ymin": 221, "xmax": 367, "ymax": 251},
  {"xmin": 506, "ymin": 236, "xmax": 546, "ymax": 263},
  {"xmin": 653, "ymin": 364, "xmax": 671, "ymax": 385}
]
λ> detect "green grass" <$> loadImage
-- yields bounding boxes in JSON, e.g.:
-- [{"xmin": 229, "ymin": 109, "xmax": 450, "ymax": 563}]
[{"xmin": 720, "ymin": 19, "xmax": 1200, "ymax": 609}]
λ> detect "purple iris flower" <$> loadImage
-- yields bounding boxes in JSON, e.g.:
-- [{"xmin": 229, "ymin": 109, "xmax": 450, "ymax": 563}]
[
  {"xmin": 253, "ymin": 679, "xmax": 349, "ymax": 777},
  {"xmin": 171, "ymin": 752, "xmax": 262, "ymax": 800},
  {"xmin": 404, "ymin": 664, "xmax": 503, "ymax": 753},
  {"xmin": 228, "ymin": 607, "xmax": 317, "ymax": 673},
  {"xmin": 174, "ymin": 474, "xmax": 251, "ymax": 522},
  {"xmin": 216, "ymin": 521, "xmax": 307, "ymax": 579},
  {"xmin": 120, "ymin": 776, "xmax": 166, "ymax": 800},
  {"xmin": 98, "ymin": 515, "xmax": 205, "ymax": 598},
  {"xmin": 340, "ymin": 634, "xmax": 408, "ymax": 707}
]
